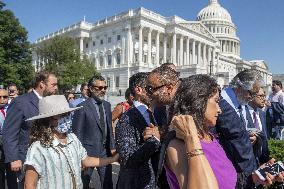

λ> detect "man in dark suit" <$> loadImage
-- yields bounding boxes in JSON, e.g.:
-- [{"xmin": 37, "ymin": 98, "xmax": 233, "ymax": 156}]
[
  {"xmin": 216, "ymin": 69, "xmax": 264, "ymax": 189},
  {"xmin": 115, "ymin": 72, "xmax": 161, "ymax": 189},
  {"xmin": 72, "ymin": 75, "xmax": 115, "ymax": 189},
  {"xmin": 245, "ymin": 87, "xmax": 269, "ymax": 166},
  {"xmin": 2, "ymin": 71, "xmax": 58, "ymax": 189}
]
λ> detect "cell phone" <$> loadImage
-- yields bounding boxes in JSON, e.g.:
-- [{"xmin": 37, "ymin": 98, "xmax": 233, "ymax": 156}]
[{"xmin": 255, "ymin": 161, "xmax": 284, "ymax": 181}]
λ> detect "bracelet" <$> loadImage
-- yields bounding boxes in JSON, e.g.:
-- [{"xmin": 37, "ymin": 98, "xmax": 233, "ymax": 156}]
[{"xmin": 186, "ymin": 149, "xmax": 204, "ymax": 158}]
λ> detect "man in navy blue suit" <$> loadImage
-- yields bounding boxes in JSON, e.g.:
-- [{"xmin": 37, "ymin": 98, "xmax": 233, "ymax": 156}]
[
  {"xmin": 245, "ymin": 87, "xmax": 269, "ymax": 166},
  {"xmin": 216, "ymin": 69, "xmax": 266, "ymax": 189},
  {"xmin": 72, "ymin": 75, "xmax": 115, "ymax": 189},
  {"xmin": 2, "ymin": 71, "xmax": 58, "ymax": 189}
]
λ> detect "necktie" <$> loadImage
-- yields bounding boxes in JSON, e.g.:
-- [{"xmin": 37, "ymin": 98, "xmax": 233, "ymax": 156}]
[
  {"xmin": 0, "ymin": 108, "xmax": 5, "ymax": 118},
  {"xmin": 253, "ymin": 111, "xmax": 260, "ymax": 130},
  {"xmin": 98, "ymin": 102, "xmax": 107, "ymax": 145},
  {"xmin": 147, "ymin": 108, "xmax": 157, "ymax": 126}
]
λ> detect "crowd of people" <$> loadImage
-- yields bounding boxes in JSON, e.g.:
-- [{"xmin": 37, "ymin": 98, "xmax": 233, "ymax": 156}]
[{"xmin": 0, "ymin": 64, "xmax": 283, "ymax": 189}]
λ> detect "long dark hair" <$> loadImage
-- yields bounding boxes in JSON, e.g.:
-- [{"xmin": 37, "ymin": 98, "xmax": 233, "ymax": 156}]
[
  {"xmin": 169, "ymin": 74, "xmax": 219, "ymax": 138},
  {"xmin": 30, "ymin": 118, "xmax": 54, "ymax": 147}
]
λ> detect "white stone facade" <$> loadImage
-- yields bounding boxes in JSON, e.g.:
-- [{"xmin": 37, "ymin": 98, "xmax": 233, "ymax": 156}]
[{"xmin": 33, "ymin": 0, "xmax": 272, "ymax": 94}]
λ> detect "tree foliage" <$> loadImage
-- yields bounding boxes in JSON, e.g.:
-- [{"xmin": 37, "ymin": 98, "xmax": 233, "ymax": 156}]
[
  {"xmin": 34, "ymin": 36, "xmax": 98, "ymax": 92},
  {"xmin": 0, "ymin": 1, "xmax": 34, "ymax": 90}
]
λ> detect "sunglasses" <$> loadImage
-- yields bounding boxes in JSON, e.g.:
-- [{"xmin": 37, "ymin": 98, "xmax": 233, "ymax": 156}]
[
  {"xmin": 93, "ymin": 86, "xmax": 108, "ymax": 91},
  {"xmin": 145, "ymin": 84, "xmax": 167, "ymax": 95},
  {"xmin": 9, "ymin": 90, "xmax": 17, "ymax": 93},
  {"xmin": 0, "ymin": 96, "xmax": 8, "ymax": 99}
]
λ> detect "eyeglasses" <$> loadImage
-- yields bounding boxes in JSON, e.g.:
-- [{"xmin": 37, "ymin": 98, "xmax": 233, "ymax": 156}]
[
  {"xmin": 0, "ymin": 96, "xmax": 8, "ymax": 99},
  {"xmin": 145, "ymin": 84, "xmax": 167, "ymax": 95},
  {"xmin": 93, "ymin": 86, "xmax": 108, "ymax": 91}
]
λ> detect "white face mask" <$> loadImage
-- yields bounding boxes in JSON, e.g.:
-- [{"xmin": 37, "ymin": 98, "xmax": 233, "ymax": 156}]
[{"xmin": 55, "ymin": 115, "xmax": 72, "ymax": 134}]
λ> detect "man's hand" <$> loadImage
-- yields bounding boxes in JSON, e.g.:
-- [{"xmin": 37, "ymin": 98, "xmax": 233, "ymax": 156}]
[
  {"xmin": 143, "ymin": 123, "xmax": 160, "ymax": 141},
  {"xmin": 11, "ymin": 160, "xmax": 22, "ymax": 172},
  {"xmin": 110, "ymin": 149, "xmax": 116, "ymax": 156}
]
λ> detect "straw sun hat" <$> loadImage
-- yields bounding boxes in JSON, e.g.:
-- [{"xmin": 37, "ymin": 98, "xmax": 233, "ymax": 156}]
[{"xmin": 26, "ymin": 95, "xmax": 82, "ymax": 121}]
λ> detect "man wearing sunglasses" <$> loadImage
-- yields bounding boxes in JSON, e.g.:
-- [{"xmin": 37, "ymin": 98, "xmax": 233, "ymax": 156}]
[
  {"xmin": 72, "ymin": 75, "xmax": 115, "ymax": 189},
  {"xmin": 146, "ymin": 65, "xmax": 180, "ymax": 130},
  {"xmin": 8, "ymin": 83, "xmax": 19, "ymax": 104}
]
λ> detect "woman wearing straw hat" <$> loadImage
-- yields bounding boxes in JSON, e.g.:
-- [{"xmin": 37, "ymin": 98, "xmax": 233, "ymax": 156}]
[{"xmin": 24, "ymin": 95, "xmax": 119, "ymax": 189}]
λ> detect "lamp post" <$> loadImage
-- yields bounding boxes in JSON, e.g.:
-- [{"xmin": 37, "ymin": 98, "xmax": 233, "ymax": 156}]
[{"xmin": 209, "ymin": 60, "xmax": 213, "ymax": 76}]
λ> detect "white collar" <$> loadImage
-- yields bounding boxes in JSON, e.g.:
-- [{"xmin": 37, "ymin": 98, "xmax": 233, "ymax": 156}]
[
  {"xmin": 133, "ymin": 100, "xmax": 149, "ymax": 114},
  {"xmin": 33, "ymin": 89, "xmax": 43, "ymax": 100}
]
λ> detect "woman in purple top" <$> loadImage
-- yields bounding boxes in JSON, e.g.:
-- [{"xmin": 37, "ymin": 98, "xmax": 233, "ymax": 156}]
[{"xmin": 165, "ymin": 75, "xmax": 237, "ymax": 189}]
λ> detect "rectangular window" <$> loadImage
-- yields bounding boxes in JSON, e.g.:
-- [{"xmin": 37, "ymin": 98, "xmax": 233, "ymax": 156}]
[
  {"xmin": 117, "ymin": 35, "xmax": 121, "ymax": 41},
  {"xmin": 100, "ymin": 39, "xmax": 103, "ymax": 45},
  {"xmin": 93, "ymin": 41, "xmax": 96, "ymax": 46},
  {"xmin": 107, "ymin": 54, "xmax": 112, "ymax": 66},
  {"xmin": 116, "ymin": 53, "xmax": 121, "ymax": 65},
  {"xmin": 107, "ymin": 77, "xmax": 111, "ymax": 88},
  {"xmin": 100, "ymin": 57, "xmax": 104, "ymax": 67},
  {"xmin": 85, "ymin": 43, "xmax": 88, "ymax": 48},
  {"xmin": 115, "ymin": 76, "xmax": 120, "ymax": 88},
  {"xmin": 108, "ymin": 37, "xmax": 111, "ymax": 43}
]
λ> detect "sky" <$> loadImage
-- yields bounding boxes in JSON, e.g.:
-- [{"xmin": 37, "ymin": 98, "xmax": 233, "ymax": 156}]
[{"xmin": 3, "ymin": 0, "xmax": 284, "ymax": 74}]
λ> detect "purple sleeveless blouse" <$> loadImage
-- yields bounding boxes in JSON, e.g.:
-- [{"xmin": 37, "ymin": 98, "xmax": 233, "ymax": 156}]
[{"xmin": 165, "ymin": 137, "xmax": 237, "ymax": 189}]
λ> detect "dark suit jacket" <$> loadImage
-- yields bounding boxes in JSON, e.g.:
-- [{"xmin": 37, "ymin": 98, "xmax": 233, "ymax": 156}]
[
  {"xmin": 2, "ymin": 92, "xmax": 39, "ymax": 163},
  {"xmin": 245, "ymin": 106, "xmax": 270, "ymax": 165},
  {"xmin": 72, "ymin": 98, "xmax": 115, "ymax": 157},
  {"xmin": 115, "ymin": 107, "xmax": 161, "ymax": 189},
  {"xmin": 216, "ymin": 98, "xmax": 257, "ymax": 174}
]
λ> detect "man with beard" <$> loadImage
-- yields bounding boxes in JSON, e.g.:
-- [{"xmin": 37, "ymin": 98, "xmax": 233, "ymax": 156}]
[
  {"xmin": 115, "ymin": 72, "xmax": 161, "ymax": 189},
  {"xmin": 72, "ymin": 75, "xmax": 115, "ymax": 189},
  {"xmin": 216, "ymin": 69, "xmax": 266, "ymax": 189},
  {"xmin": 2, "ymin": 71, "xmax": 58, "ymax": 189},
  {"xmin": 146, "ymin": 65, "xmax": 180, "ymax": 132}
]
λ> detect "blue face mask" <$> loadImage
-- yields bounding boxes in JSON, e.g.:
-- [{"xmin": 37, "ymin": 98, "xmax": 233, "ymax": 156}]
[{"xmin": 55, "ymin": 115, "xmax": 72, "ymax": 134}]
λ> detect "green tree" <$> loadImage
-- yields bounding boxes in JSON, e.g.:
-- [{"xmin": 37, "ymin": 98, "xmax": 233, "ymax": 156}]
[
  {"xmin": 34, "ymin": 36, "xmax": 98, "ymax": 92},
  {"xmin": 0, "ymin": 1, "xmax": 34, "ymax": 90}
]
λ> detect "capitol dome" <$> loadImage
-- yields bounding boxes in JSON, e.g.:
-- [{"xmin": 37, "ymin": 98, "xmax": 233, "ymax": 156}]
[{"xmin": 197, "ymin": 0, "xmax": 232, "ymax": 23}]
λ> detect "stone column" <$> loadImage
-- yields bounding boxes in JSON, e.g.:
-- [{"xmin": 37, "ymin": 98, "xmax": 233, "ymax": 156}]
[
  {"xmin": 172, "ymin": 33, "xmax": 176, "ymax": 64},
  {"xmin": 138, "ymin": 26, "xmax": 143, "ymax": 66},
  {"xmin": 179, "ymin": 36, "xmax": 183, "ymax": 66},
  {"xmin": 163, "ymin": 34, "xmax": 167, "ymax": 63},
  {"xmin": 212, "ymin": 48, "xmax": 216, "ymax": 74},
  {"xmin": 203, "ymin": 43, "xmax": 206, "ymax": 66},
  {"xmin": 125, "ymin": 27, "xmax": 131, "ymax": 66},
  {"xmin": 207, "ymin": 46, "xmax": 211, "ymax": 68},
  {"xmin": 79, "ymin": 37, "xmax": 84, "ymax": 53},
  {"xmin": 121, "ymin": 35, "xmax": 125, "ymax": 66},
  {"xmin": 147, "ymin": 28, "xmax": 152, "ymax": 64},
  {"xmin": 197, "ymin": 41, "xmax": 201, "ymax": 65},
  {"xmin": 192, "ymin": 40, "xmax": 196, "ymax": 64},
  {"xmin": 156, "ymin": 31, "xmax": 160, "ymax": 66},
  {"xmin": 186, "ymin": 37, "xmax": 190, "ymax": 65}
]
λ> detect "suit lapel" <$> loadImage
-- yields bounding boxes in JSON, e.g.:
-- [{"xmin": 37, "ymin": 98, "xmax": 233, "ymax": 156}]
[
  {"xmin": 245, "ymin": 106, "xmax": 254, "ymax": 129},
  {"xmin": 86, "ymin": 99, "xmax": 101, "ymax": 131}
]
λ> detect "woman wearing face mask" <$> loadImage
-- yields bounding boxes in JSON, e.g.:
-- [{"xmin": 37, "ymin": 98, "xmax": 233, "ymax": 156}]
[{"xmin": 24, "ymin": 95, "xmax": 119, "ymax": 189}]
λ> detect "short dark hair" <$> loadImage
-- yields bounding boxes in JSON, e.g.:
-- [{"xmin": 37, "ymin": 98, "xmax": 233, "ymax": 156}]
[
  {"xmin": 88, "ymin": 75, "xmax": 105, "ymax": 88},
  {"xmin": 129, "ymin": 72, "xmax": 149, "ymax": 95},
  {"xmin": 169, "ymin": 74, "xmax": 219, "ymax": 138},
  {"xmin": 8, "ymin": 83, "xmax": 17, "ymax": 88},
  {"xmin": 150, "ymin": 66, "xmax": 179, "ymax": 85},
  {"xmin": 34, "ymin": 71, "xmax": 55, "ymax": 88},
  {"xmin": 124, "ymin": 88, "xmax": 132, "ymax": 99},
  {"xmin": 80, "ymin": 83, "xmax": 88, "ymax": 91},
  {"xmin": 273, "ymin": 80, "xmax": 283, "ymax": 89},
  {"xmin": 160, "ymin": 63, "xmax": 175, "ymax": 69}
]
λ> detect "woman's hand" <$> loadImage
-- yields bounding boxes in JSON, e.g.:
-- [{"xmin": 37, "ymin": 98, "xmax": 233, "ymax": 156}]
[
  {"xmin": 171, "ymin": 115, "xmax": 199, "ymax": 141},
  {"xmin": 111, "ymin": 153, "xmax": 119, "ymax": 163}
]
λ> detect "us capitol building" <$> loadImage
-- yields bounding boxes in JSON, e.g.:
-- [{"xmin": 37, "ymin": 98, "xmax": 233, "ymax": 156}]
[{"xmin": 33, "ymin": 0, "xmax": 272, "ymax": 94}]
